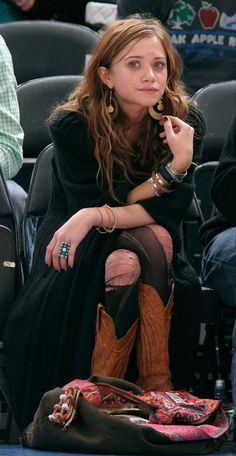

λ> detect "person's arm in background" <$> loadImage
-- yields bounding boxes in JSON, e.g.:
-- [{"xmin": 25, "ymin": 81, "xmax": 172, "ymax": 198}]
[
  {"xmin": 117, "ymin": 0, "xmax": 151, "ymax": 17},
  {"xmin": 14, "ymin": 0, "xmax": 88, "ymax": 22},
  {"xmin": 15, "ymin": 0, "xmax": 174, "ymax": 24},
  {"xmin": 13, "ymin": 0, "xmax": 55, "ymax": 18},
  {"xmin": 13, "ymin": 0, "xmax": 35, "ymax": 11},
  {"xmin": 117, "ymin": 0, "xmax": 175, "ymax": 22},
  {"xmin": 211, "ymin": 114, "xmax": 236, "ymax": 225},
  {"xmin": 0, "ymin": 35, "xmax": 23, "ymax": 179}
]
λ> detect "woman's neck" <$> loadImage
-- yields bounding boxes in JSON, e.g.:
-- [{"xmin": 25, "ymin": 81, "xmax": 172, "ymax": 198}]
[
  {"xmin": 125, "ymin": 123, "xmax": 140, "ymax": 142},
  {"xmin": 124, "ymin": 114, "xmax": 148, "ymax": 144},
  {"xmin": 120, "ymin": 103, "xmax": 147, "ymax": 126}
]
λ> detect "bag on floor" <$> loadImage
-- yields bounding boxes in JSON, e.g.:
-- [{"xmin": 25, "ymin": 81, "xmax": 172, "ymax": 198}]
[{"xmin": 21, "ymin": 375, "xmax": 228, "ymax": 455}]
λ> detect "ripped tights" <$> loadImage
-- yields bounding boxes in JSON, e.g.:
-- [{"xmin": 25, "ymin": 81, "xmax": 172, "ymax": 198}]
[{"xmin": 104, "ymin": 224, "xmax": 173, "ymax": 339}]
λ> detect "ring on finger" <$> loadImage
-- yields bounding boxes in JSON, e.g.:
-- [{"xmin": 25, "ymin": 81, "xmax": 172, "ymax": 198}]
[{"xmin": 58, "ymin": 241, "xmax": 71, "ymax": 259}]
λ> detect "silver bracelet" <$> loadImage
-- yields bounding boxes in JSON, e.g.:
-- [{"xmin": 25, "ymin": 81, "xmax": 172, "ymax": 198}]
[{"xmin": 165, "ymin": 162, "xmax": 187, "ymax": 183}]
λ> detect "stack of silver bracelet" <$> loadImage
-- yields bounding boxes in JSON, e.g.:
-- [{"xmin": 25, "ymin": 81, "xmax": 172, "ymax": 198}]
[{"xmin": 165, "ymin": 161, "xmax": 187, "ymax": 183}]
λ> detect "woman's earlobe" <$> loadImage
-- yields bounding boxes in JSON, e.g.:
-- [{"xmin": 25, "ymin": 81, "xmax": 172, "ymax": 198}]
[{"xmin": 98, "ymin": 66, "xmax": 112, "ymax": 88}]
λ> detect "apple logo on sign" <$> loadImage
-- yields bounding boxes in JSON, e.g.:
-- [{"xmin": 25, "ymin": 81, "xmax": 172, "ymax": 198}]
[{"xmin": 198, "ymin": 1, "xmax": 220, "ymax": 29}]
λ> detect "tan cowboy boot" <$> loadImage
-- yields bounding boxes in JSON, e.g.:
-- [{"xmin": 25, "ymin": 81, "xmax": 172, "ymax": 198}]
[
  {"xmin": 91, "ymin": 303, "xmax": 138, "ymax": 378},
  {"xmin": 136, "ymin": 282, "xmax": 174, "ymax": 391}
]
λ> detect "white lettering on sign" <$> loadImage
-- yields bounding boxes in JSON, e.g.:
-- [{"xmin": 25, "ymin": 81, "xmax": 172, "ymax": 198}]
[
  {"xmin": 171, "ymin": 34, "xmax": 187, "ymax": 44},
  {"xmin": 191, "ymin": 34, "xmax": 225, "ymax": 45},
  {"xmin": 228, "ymin": 36, "xmax": 236, "ymax": 47}
]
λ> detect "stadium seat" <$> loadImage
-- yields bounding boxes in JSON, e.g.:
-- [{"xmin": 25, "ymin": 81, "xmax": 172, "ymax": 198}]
[
  {"xmin": 15, "ymin": 74, "xmax": 83, "ymax": 191},
  {"xmin": 0, "ymin": 167, "xmax": 22, "ymax": 443},
  {"xmin": 193, "ymin": 80, "xmax": 236, "ymax": 163},
  {"xmin": 0, "ymin": 168, "xmax": 22, "ymax": 335},
  {"xmin": 183, "ymin": 163, "xmax": 236, "ymax": 399},
  {"xmin": 0, "ymin": 20, "xmax": 99, "ymax": 84},
  {"xmin": 21, "ymin": 143, "xmax": 53, "ymax": 277}
]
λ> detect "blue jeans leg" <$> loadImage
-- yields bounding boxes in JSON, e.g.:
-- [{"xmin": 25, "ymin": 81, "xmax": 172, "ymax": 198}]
[
  {"xmin": 201, "ymin": 227, "xmax": 236, "ymax": 307},
  {"xmin": 232, "ymin": 321, "xmax": 236, "ymax": 405},
  {"xmin": 202, "ymin": 228, "xmax": 236, "ymax": 403}
]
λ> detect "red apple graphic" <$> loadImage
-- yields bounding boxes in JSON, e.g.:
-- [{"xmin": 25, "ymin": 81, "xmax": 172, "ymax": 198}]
[{"xmin": 198, "ymin": 2, "xmax": 220, "ymax": 29}]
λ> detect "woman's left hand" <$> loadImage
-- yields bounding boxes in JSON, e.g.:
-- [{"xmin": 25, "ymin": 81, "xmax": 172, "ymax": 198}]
[
  {"xmin": 45, "ymin": 208, "xmax": 98, "ymax": 271},
  {"xmin": 159, "ymin": 115, "xmax": 194, "ymax": 172}
]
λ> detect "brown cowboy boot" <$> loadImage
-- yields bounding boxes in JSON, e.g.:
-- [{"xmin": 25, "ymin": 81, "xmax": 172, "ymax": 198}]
[
  {"xmin": 91, "ymin": 303, "xmax": 138, "ymax": 378},
  {"xmin": 136, "ymin": 282, "xmax": 174, "ymax": 391}
]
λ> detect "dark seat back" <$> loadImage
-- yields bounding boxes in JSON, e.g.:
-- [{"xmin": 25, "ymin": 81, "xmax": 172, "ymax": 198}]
[
  {"xmin": 194, "ymin": 161, "xmax": 218, "ymax": 221},
  {"xmin": 15, "ymin": 75, "xmax": 83, "ymax": 190},
  {"xmin": 25, "ymin": 144, "xmax": 53, "ymax": 218},
  {"xmin": 0, "ymin": 20, "xmax": 99, "ymax": 84},
  {"xmin": 183, "ymin": 164, "xmax": 235, "ymax": 398},
  {"xmin": 193, "ymin": 80, "xmax": 236, "ymax": 163},
  {"xmin": 0, "ymin": 167, "xmax": 22, "ymax": 337},
  {"xmin": 17, "ymin": 74, "xmax": 83, "ymax": 159},
  {"xmin": 22, "ymin": 143, "xmax": 53, "ymax": 277},
  {"xmin": 0, "ymin": 168, "xmax": 23, "ymax": 442}
]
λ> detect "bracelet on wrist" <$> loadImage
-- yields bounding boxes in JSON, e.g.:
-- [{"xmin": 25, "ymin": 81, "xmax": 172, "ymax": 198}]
[
  {"xmin": 95, "ymin": 207, "xmax": 104, "ymax": 226},
  {"xmin": 148, "ymin": 172, "xmax": 173, "ymax": 197},
  {"xmin": 153, "ymin": 171, "xmax": 173, "ymax": 192},
  {"xmin": 148, "ymin": 177, "xmax": 161, "ymax": 197},
  {"xmin": 165, "ymin": 161, "xmax": 187, "ymax": 183},
  {"xmin": 158, "ymin": 164, "xmax": 176, "ymax": 184},
  {"xmin": 96, "ymin": 204, "xmax": 117, "ymax": 234}
]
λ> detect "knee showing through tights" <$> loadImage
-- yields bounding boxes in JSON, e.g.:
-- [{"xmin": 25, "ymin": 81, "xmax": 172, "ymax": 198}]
[{"xmin": 105, "ymin": 249, "xmax": 141, "ymax": 287}]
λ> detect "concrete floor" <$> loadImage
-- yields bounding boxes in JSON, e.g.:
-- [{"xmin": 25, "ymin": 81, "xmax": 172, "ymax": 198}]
[{"xmin": 0, "ymin": 443, "xmax": 236, "ymax": 456}]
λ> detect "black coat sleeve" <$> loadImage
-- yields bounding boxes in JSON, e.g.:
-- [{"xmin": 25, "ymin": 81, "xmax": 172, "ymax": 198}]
[
  {"xmin": 210, "ymin": 113, "xmax": 236, "ymax": 225},
  {"xmin": 137, "ymin": 105, "xmax": 206, "ymax": 240}
]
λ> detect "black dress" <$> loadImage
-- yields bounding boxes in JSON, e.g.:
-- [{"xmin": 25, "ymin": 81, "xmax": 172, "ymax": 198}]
[{"xmin": 4, "ymin": 106, "xmax": 206, "ymax": 431}]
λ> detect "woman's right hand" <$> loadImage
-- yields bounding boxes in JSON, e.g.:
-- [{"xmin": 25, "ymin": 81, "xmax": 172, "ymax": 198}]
[
  {"xmin": 159, "ymin": 115, "xmax": 194, "ymax": 172},
  {"xmin": 45, "ymin": 208, "xmax": 100, "ymax": 271}
]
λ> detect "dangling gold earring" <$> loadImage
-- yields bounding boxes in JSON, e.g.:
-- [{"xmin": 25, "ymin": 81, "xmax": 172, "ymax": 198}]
[
  {"xmin": 107, "ymin": 89, "xmax": 114, "ymax": 114},
  {"xmin": 148, "ymin": 97, "xmax": 164, "ymax": 120},
  {"xmin": 157, "ymin": 98, "xmax": 163, "ymax": 111},
  {"xmin": 106, "ymin": 89, "xmax": 118, "ymax": 118}
]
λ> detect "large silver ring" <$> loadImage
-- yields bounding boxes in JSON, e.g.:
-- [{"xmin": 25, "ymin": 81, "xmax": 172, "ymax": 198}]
[{"xmin": 58, "ymin": 242, "xmax": 70, "ymax": 259}]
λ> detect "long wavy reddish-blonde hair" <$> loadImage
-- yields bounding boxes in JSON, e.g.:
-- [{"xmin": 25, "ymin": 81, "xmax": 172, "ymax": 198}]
[{"xmin": 51, "ymin": 17, "xmax": 191, "ymax": 199}]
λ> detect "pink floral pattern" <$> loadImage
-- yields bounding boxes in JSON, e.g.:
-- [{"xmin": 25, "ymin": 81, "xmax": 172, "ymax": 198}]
[{"xmin": 48, "ymin": 378, "xmax": 228, "ymax": 441}]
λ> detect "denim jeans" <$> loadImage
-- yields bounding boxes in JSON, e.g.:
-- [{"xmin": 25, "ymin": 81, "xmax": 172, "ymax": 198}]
[
  {"xmin": 201, "ymin": 227, "xmax": 236, "ymax": 307},
  {"xmin": 231, "ymin": 322, "xmax": 236, "ymax": 405},
  {"xmin": 202, "ymin": 227, "xmax": 236, "ymax": 404}
]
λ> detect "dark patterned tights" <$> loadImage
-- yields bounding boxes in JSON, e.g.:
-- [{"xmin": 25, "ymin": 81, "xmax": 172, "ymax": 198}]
[{"xmin": 104, "ymin": 225, "xmax": 173, "ymax": 338}]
